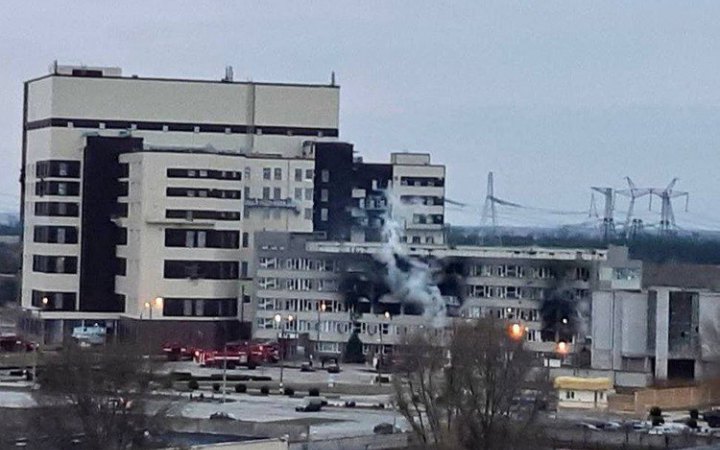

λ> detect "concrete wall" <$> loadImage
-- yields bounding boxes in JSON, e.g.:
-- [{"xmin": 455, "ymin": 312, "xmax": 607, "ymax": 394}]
[{"xmin": 190, "ymin": 438, "xmax": 288, "ymax": 450}]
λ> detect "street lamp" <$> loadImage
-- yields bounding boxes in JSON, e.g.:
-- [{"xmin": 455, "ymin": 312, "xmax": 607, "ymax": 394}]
[
  {"xmin": 377, "ymin": 311, "xmax": 391, "ymax": 384},
  {"xmin": 316, "ymin": 301, "xmax": 326, "ymax": 361},
  {"xmin": 274, "ymin": 314, "xmax": 294, "ymax": 390},
  {"xmin": 32, "ymin": 297, "xmax": 49, "ymax": 388}
]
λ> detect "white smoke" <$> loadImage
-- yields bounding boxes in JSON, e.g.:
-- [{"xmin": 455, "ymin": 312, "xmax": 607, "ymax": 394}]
[{"xmin": 374, "ymin": 188, "xmax": 447, "ymax": 327}]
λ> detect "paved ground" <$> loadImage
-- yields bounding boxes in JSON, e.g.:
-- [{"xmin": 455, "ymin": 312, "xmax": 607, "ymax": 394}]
[{"xmin": 162, "ymin": 361, "xmax": 385, "ymax": 387}]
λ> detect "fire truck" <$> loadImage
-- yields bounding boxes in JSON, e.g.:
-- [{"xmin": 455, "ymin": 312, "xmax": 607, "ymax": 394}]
[
  {"xmin": 161, "ymin": 342, "xmax": 197, "ymax": 361},
  {"xmin": 192, "ymin": 341, "xmax": 279, "ymax": 369}
]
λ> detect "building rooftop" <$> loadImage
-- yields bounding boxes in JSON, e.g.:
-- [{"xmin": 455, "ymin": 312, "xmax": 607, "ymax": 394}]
[{"xmin": 643, "ymin": 263, "xmax": 720, "ymax": 291}]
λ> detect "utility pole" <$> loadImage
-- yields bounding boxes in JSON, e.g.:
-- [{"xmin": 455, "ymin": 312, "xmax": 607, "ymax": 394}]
[
  {"xmin": 590, "ymin": 187, "xmax": 614, "ymax": 241},
  {"xmin": 480, "ymin": 172, "xmax": 497, "ymax": 232},
  {"xmin": 615, "ymin": 177, "xmax": 651, "ymax": 239},
  {"xmin": 222, "ymin": 342, "xmax": 228, "ymax": 403}
]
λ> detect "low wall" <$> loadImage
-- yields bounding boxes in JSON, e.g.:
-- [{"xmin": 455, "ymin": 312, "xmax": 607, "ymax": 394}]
[
  {"xmin": 165, "ymin": 416, "xmax": 307, "ymax": 441},
  {"xmin": 634, "ymin": 381, "xmax": 720, "ymax": 415},
  {"xmin": 289, "ymin": 433, "xmax": 409, "ymax": 450}
]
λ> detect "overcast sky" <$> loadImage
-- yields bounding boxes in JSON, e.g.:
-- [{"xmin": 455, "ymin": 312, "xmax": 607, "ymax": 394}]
[{"xmin": 1, "ymin": 1, "xmax": 719, "ymax": 229}]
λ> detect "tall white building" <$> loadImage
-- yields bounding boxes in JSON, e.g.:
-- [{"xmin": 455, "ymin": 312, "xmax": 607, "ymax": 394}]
[{"xmin": 21, "ymin": 64, "xmax": 338, "ymax": 345}]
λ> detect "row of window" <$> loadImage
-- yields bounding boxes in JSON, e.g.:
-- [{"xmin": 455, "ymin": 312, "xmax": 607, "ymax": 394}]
[
  {"xmin": 166, "ymin": 209, "xmax": 241, "ymax": 221},
  {"xmin": 411, "ymin": 214, "xmax": 444, "ymax": 225},
  {"xmin": 34, "ymin": 202, "xmax": 79, "ymax": 217},
  {"xmin": 399, "ymin": 176, "xmax": 444, "ymax": 187},
  {"xmin": 34, "ymin": 226, "xmax": 78, "ymax": 244},
  {"xmin": 31, "ymin": 290, "xmax": 76, "ymax": 311},
  {"xmin": 162, "ymin": 298, "xmax": 238, "ymax": 317},
  {"xmin": 256, "ymin": 298, "xmax": 346, "ymax": 313},
  {"xmin": 465, "ymin": 306, "xmax": 541, "ymax": 322},
  {"xmin": 400, "ymin": 195, "xmax": 443, "ymax": 206},
  {"xmin": 167, "ymin": 168, "xmax": 242, "ymax": 180},
  {"xmin": 163, "ymin": 260, "xmax": 239, "ymax": 280},
  {"xmin": 257, "ymin": 277, "xmax": 339, "ymax": 292},
  {"xmin": 255, "ymin": 317, "xmax": 401, "ymax": 336},
  {"xmin": 466, "ymin": 285, "xmax": 546, "ymax": 300},
  {"xmin": 258, "ymin": 257, "xmax": 340, "ymax": 272},
  {"xmin": 32, "ymin": 255, "xmax": 77, "ymax": 274},
  {"xmin": 36, "ymin": 181, "xmax": 80, "ymax": 196},
  {"xmin": 166, "ymin": 187, "xmax": 242, "ymax": 199},
  {"xmin": 468, "ymin": 265, "xmax": 591, "ymax": 281},
  {"xmin": 165, "ymin": 229, "xmax": 240, "ymax": 249},
  {"xmin": 28, "ymin": 118, "xmax": 338, "ymax": 138},
  {"xmin": 36, "ymin": 160, "xmax": 81, "ymax": 178}
]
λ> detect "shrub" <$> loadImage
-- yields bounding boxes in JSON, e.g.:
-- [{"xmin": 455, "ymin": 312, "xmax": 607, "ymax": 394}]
[
  {"xmin": 260, "ymin": 385, "xmax": 270, "ymax": 395},
  {"xmin": 212, "ymin": 383, "xmax": 221, "ymax": 393},
  {"xmin": 690, "ymin": 409, "xmax": 699, "ymax": 420},
  {"xmin": 688, "ymin": 418, "xmax": 698, "ymax": 429},
  {"xmin": 343, "ymin": 332, "xmax": 366, "ymax": 364},
  {"xmin": 309, "ymin": 388, "xmax": 320, "ymax": 397},
  {"xmin": 235, "ymin": 383, "xmax": 247, "ymax": 393},
  {"xmin": 188, "ymin": 379, "xmax": 199, "ymax": 390},
  {"xmin": 649, "ymin": 406, "xmax": 662, "ymax": 417},
  {"xmin": 284, "ymin": 387, "xmax": 295, "ymax": 396},
  {"xmin": 649, "ymin": 406, "xmax": 664, "ymax": 426},
  {"xmin": 161, "ymin": 377, "xmax": 174, "ymax": 390}
]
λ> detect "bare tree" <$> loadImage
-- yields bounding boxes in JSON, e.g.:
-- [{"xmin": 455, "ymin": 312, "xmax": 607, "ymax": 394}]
[
  {"xmin": 392, "ymin": 328, "xmax": 454, "ymax": 448},
  {"xmin": 34, "ymin": 342, "xmax": 166, "ymax": 449},
  {"xmin": 393, "ymin": 318, "xmax": 549, "ymax": 450}
]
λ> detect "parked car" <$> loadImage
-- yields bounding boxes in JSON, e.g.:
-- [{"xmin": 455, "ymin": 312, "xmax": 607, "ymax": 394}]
[
  {"xmin": 209, "ymin": 412, "xmax": 236, "ymax": 421},
  {"xmin": 373, "ymin": 423, "xmax": 401, "ymax": 435},
  {"xmin": 300, "ymin": 363, "xmax": 315, "ymax": 372},
  {"xmin": 648, "ymin": 423, "xmax": 690, "ymax": 435},
  {"xmin": 295, "ymin": 397, "xmax": 325, "ymax": 412},
  {"xmin": 326, "ymin": 363, "xmax": 341, "ymax": 374},
  {"xmin": 703, "ymin": 410, "xmax": 720, "ymax": 428}
]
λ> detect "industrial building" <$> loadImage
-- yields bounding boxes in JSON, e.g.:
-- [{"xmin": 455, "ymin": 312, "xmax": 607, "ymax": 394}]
[
  {"xmin": 592, "ymin": 262, "xmax": 720, "ymax": 387},
  {"xmin": 252, "ymin": 232, "xmax": 635, "ymax": 360},
  {"xmin": 20, "ymin": 64, "xmax": 446, "ymax": 346}
]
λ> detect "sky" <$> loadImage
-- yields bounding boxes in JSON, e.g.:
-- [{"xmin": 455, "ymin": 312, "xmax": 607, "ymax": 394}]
[{"xmin": 1, "ymin": 1, "xmax": 719, "ymax": 229}]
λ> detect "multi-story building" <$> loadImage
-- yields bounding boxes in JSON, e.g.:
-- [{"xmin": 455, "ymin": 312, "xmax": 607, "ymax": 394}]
[
  {"xmin": 592, "ymin": 262, "xmax": 720, "ymax": 387},
  {"xmin": 21, "ymin": 64, "xmax": 339, "ymax": 345},
  {"xmin": 252, "ymin": 231, "xmax": 626, "ymax": 360},
  {"xmin": 312, "ymin": 144, "xmax": 445, "ymax": 245}
]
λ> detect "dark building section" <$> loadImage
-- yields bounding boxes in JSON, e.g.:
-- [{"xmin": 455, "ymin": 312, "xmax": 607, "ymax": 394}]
[
  {"xmin": 312, "ymin": 142, "xmax": 394, "ymax": 243},
  {"xmin": 79, "ymin": 136, "xmax": 142, "ymax": 312},
  {"xmin": 351, "ymin": 163, "xmax": 392, "ymax": 242},
  {"xmin": 313, "ymin": 142, "xmax": 354, "ymax": 241}
]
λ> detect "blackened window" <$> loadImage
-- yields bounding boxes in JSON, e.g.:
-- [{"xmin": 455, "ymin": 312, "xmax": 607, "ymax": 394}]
[
  {"xmin": 118, "ymin": 182, "xmax": 129, "ymax": 197},
  {"xmin": 165, "ymin": 229, "xmax": 239, "ymax": 248},
  {"xmin": 35, "ymin": 181, "xmax": 80, "ymax": 196},
  {"xmin": 31, "ymin": 290, "xmax": 76, "ymax": 311},
  {"xmin": 163, "ymin": 260, "xmax": 238, "ymax": 280},
  {"xmin": 36, "ymin": 160, "xmax": 81, "ymax": 178},
  {"xmin": 32, "ymin": 255, "xmax": 78, "ymax": 274},
  {"xmin": 166, "ymin": 168, "xmax": 241, "ymax": 180},
  {"xmin": 162, "ymin": 298, "xmax": 237, "ymax": 317},
  {"xmin": 119, "ymin": 163, "xmax": 129, "ymax": 178},
  {"xmin": 33, "ymin": 226, "xmax": 78, "ymax": 244},
  {"xmin": 34, "ymin": 202, "xmax": 79, "ymax": 217},
  {"xmin": 165, "ymin": 209, "xmax": 241, "ymax": 221},
  {"xmin": 116, "ymin": 258, "xmax": 126, "ymax": 276},
  {"xmin": 115, "ymin": 202, "xmax": 128, "ymax": 218},
  {"xmin": 117, "ymin": 227, "xmax": 127, "ymax": 245}
]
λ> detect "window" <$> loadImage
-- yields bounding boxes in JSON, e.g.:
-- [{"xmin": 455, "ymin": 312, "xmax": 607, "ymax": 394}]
[
  {"xmin": 294, "ymin": 188, "xmax": 302, "ymax": 200},
  {"xmin": 321, "ymin": 170, "xmax": 329, "ymax": 183},
  {"xmin": 263, "ymin": 168, "xmax": 271, "ymax": 180},
  {"xmin": 34, "ymin": 202, "xmax": 79, "ymax": 217},
  {"xmin": 273, "ymin": 187, "xmax": 281, "ymax": 200},
  {"xmin": 321, "ymin": 208, "xmax": 328, "ymax": 221},
  {"xmin": 244, "ymin": 167, "xmax": 251, "ymax": 180},
  {"xmin": 33, "ymin": 226, "xmax": 78, "ymax": 244},
  {"xmin": 166, "ymin": 168, "xmax": 241, "ymax": 180},
  {"xmin": 163, "ymin": 260, "xmax": 238, "ymax": 280},
  {"xmin": 36, "ymin": 160, "xmax": 80, "ymax": 178},
  {"xmin": 32, "ymin": 255, "xmax": 77, "ymax": 274},
  {"xmin": 565, "ymin": 391, "xmax": 575, "ymax": 400},
  {"xmin": 163, "ymin": 298, "xmax": 237, "ymax": 317},
  {"xmin": 164, "ymin": 229, "xmax": 238, "ymax": 248},
  {"xmin": 262, "ymin": 187, "xmax": 270, "ymax": 200},
  {"xmin": 320, "ymin": 189, "xmax": 329, "ymax": 202},
  {"xmin": 35, "ymin": 181, "xmax": 80, "ymax": 196},
  {"xmin": 241, "ymin": 262, "xmax": 248, "ymax": 278},
  {"xmin": 242, "ymin": 232, "xmax": 249, "ymax": 248},
  {"xmin": 295, "ymin": 168, "xmax": 302, "ymax": 182},
  {"xmin": 305, "ymin": 169, "xmax": 314, "ymax": 180},
  {"xmin": 274, "ymin": 168, "xmax": 282, "ymax": 180},
  {"xmin": 305, "ymin": 188, "xmax": 313, "ymax": 201},
  {"xmin": 165, "ymin": 209, "xmax": 241, "ymax": 221},
  {"xmin": 244, "ymin": 186, "xmax": 250, "ymax": 199},
  {"xmin": 31, "ymin": 290, "xmax": 76, "ymax": 311},
  {"xmin": 304, "ymin": 208, "xmax": 312, "ymax": 220}
]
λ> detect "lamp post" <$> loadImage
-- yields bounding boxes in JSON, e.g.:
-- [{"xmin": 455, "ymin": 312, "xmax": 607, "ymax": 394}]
[
  {"xmin": 274, "ymin": 313, "xmax": 294, "ymax": 390},
  {"xmin": 32, "ymin": 297, "xmax": 49, "ymax": 388},
  {"xmin": 316, "ymin": 301, "xmax": 326, "ymax": 361},
  {"xmin": 377, "ymin": 311, "xmax": 390, "ymax": 384}
]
